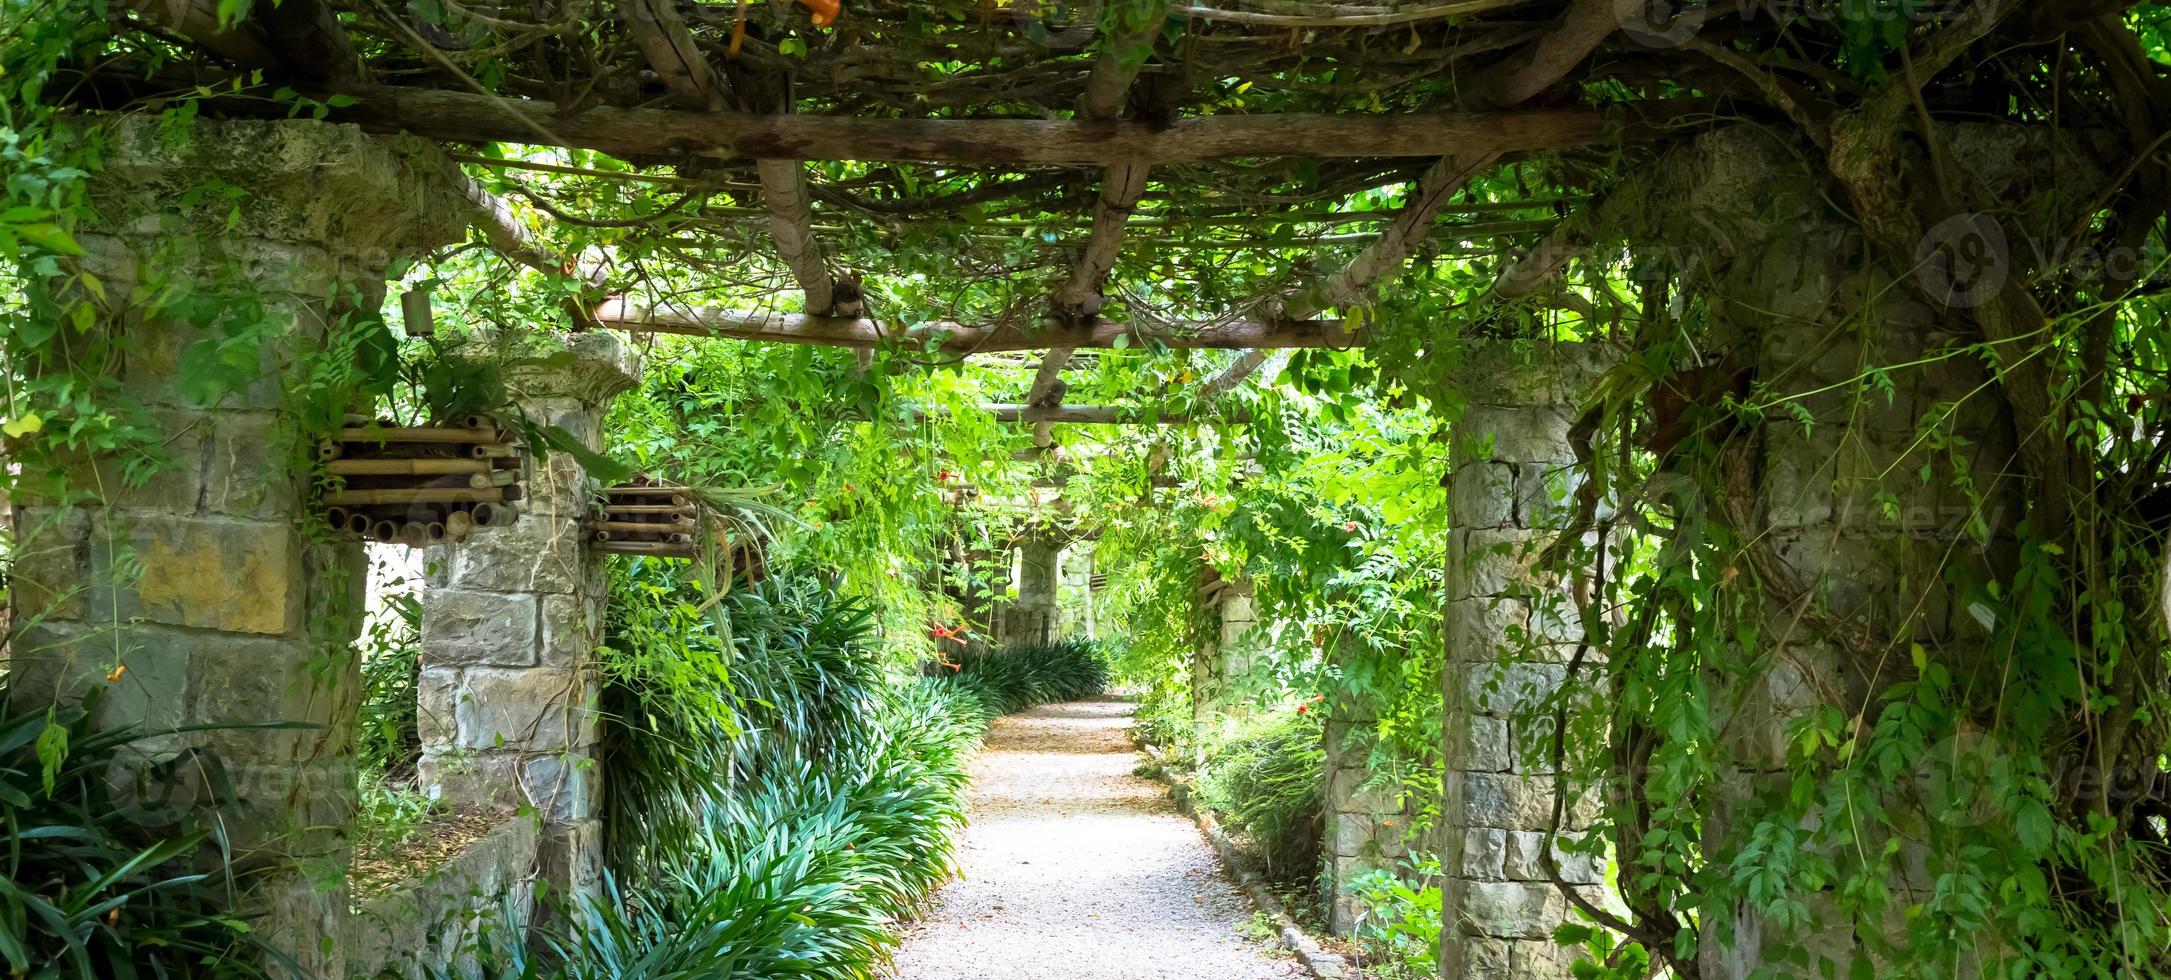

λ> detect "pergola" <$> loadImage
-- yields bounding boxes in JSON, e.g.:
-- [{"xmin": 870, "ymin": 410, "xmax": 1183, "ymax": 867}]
[
  {"xmin": 74, "ymin": 0, "xmax": 1727, "ymax": 436},
  {"xmin": 32, "ymin": 2, "xmax": 2171, "ymax": 976}
]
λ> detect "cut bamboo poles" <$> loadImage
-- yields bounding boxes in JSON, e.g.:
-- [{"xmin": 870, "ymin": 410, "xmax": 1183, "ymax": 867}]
[
  {"xmin": 589, "ymin": 478, "xmax": 700, "ymax": 559},
  {"xmin": 319, "ymin": 415, "xmax": 524, "ymax": 546}
]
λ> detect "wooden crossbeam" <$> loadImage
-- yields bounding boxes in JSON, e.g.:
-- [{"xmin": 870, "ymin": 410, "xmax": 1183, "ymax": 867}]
[
  {"xmin": 925, "ymin": 404, "xmax": 1252, "ymax": 425},
  {"xmin": 309, "ymin": 87, "xmax": 1615, "ymax": 164},
  {"xmin": 594, "ymin": 299, "xmax": 1359, "ymax": 352},
  {"xmin": 617, "ymin": 0, "xmax": 857, "ymax": 318}
]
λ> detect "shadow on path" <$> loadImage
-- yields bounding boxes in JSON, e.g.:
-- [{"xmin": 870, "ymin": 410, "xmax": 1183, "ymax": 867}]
[{"xmin": 889, "ymin": 696, "xmax": 1303, "ymax": 980}]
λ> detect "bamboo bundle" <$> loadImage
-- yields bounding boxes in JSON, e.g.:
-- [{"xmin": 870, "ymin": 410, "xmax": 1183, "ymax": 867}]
[
  {"xmin": 316, "ymin": 415, "xmax": 525, "ymax": 546},
  {"xmin": 591, "ymin": 476, "xmax": 701, "ymax": 559}
]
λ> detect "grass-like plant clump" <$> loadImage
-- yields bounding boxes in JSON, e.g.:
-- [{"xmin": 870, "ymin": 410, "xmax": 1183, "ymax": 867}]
[
  {"xmin": 1198, "ymin": 711, "xmax": 1326, "ymax": 888},
  {"xmin": 0, "ymin": 689, "xmax": 276, "ymax": 977},
  {"xmin": 944, "ymin": 638, "xmax": 1111, "ymax": 715}
]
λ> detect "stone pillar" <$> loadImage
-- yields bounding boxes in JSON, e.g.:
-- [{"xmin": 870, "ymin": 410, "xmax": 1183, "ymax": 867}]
[
  {"xmin": 1321, "ymin": 700, "xmax": 1421, "ymax": 934},
  {"xmin": 1667, "ymin": 129, "xmax": 2023, "ymax": 980},
  {"xmin": 999, "ymin": 531, "xmax": 1063, "ymax": 646},
  {"xmin": 417, "ymin": 332, "xmax": 639, "ymax": 901},
  {"xmin": 5, "ymin": 117, "xmax": 466, "ymax": 974},
  {"xmin": 1438, "ymin": 343, "xmax": 1607, "ymax": 979},
  {"xmin": 1189, "ymin": 574, "xmax": 1259, "ymax": 743}
]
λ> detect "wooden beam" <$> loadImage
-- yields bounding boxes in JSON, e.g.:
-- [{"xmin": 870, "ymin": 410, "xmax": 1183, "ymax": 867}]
[
  {"xmin": 928, "ymin": 404, "xmax": 1253, "ymax": 425},
  {"xmin": 1195, "ymin": 349, "xmax": 1280, "ymax": 400},
  {"xmin": 594, "ymin": 299, "xmax": 1360, "ymax": 352},
  {"xmin": 758, "ymin": 160, "xmax": 857, "ymax": 315},
  {"xmin": 620, "ymin": 0, "xmax": 726, "ymax": 110},
  {"xmin": 1279, "ymin": 153, "xmax": 1502, "ymax": 319},
  {"xmin": 1471, "ymin": 0, "xmax": 1621, "ymax": 108},
  {"xmin": 312, "ymin": 86, "xmax": 1617, "ymax": 164},
  {"xmin": 1026, "ymin": 348, "xmax": 1076, "ymax": 448},
  {"xmin": 1052, "ymin": 11, "xmax": 1166, "ymax": 322}
]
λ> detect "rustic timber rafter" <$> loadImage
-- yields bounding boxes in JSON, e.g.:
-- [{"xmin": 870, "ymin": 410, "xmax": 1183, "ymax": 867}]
[
  {"xmin": 620, "ymin": 0, "xmax": 859, "ymax": 318},
  {"xmin": 273, "ymin": 87, "xmax": 1620, "ymax": 165},
  {"xmin": 594, "ymin": 300, "xmax": 1357, "ymax": 352},
  {"xmin": 920, "ymin": 405, "xmax": 1252, "ymax": 425},
  {"xmin": 1034, "ymin": 7, "xmax": 1168, "ymax": 442}
]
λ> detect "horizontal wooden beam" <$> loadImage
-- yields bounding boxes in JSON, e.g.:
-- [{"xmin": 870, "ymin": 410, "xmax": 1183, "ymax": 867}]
[
  {"xmin": 593, "ymin": 299, "xmax": 1360, "ymax": 353},
  {"xmin": 939, "ymin": 404, "xmax": 1252, "ymax": 425},
  {"xmin": 320, "ymin": 85, "xmax": 1613, "ymax": 165}
]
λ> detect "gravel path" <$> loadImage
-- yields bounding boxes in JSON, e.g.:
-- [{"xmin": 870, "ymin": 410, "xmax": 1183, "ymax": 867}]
[{"xmin": 890, "ymin": 696, "xmax": 1303, "ymax": 980}]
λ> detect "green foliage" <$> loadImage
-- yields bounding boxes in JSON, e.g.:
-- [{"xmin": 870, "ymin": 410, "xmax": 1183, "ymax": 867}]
[
  {"xmin": 447, "ymin": 676, "xmax": 988, "ymax": 980},
  {"xmin": 357, "ymin": 589, "xmax": 423, "ymax": 779},
  {"xmin": 353, "ymin": 780, "xmax": 442, "ymax": 865},
  {"xmin": 0, "ymin": 688, "xmax": 272, "ymax": 977},
  {"xmin": 943, "ymin": 638, "xmax": 1110, "ymax": 714},
  {"xmin": 1198, "ymin": 711, "xmax": 1325, "ymax": 887},
  {"xmin": 1347, "ymin": 854, "xmax": 1444, "ymax": 980}
]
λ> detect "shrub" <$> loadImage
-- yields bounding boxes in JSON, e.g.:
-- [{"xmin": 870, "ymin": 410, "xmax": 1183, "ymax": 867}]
[
  {"xmin": 446, "ymin": 676, "xmax": 988, "ymax": 980},
  {"xmin": 357, "ymin": 590, "xmax": 422, "ymax": 779},
  {"xmin": 0, "ymin": 688, "xmax": 273, "ymax": 977},
  {"xmin": 944, "ymin": 638, "xmax": 1109, "ymax": 714},
  {"xmin": 1347, "ymin": 854, "xmax": 1444, "ymax": 980},
  {"xmin": 599, "ymin": 563, "xmax": 884, "ymax": 877},
  {"xmin": 1199, "ymin": 711, "xmax": 1326, "ymax": 887}
]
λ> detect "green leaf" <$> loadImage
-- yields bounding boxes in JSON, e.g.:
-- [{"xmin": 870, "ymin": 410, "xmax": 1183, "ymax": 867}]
[{"xmin": 538, "ymin": 424, "xmax": 636, "ymax": 485}]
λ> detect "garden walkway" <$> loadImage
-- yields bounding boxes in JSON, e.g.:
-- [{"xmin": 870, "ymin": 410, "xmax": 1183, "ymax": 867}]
[{"xmin": 890, "ymin": 696, "xmax": 1303, "ymax": 980}]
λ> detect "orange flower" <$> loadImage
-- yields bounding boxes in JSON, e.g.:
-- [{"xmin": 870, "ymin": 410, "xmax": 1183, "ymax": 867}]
[
  {"xmin": 105, "ymin": 664, "xmax": 126, "ymax": 682},
  {"xmin": 798, "ymin": 0, "xmax": 841, "ymax": 26}
]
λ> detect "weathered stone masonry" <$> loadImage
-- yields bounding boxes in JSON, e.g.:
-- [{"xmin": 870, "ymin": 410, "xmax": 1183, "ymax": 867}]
[
  {"xmin": 418, "ymin": 331, "xmax": 640, "ymax": 902},
  {"xmin": 1437, "ymin": 344, "xmax": 1608, "ymax": 980},
  {"xmin": 6, "ymin": 117, "xmax": 469, "ymax": 974}
]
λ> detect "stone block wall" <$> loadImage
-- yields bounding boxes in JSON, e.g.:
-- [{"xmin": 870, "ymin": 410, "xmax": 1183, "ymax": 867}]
[
  {"xmin": 1437, "ymin": 344, "xmax": 1608, "ymax": 979},
  {"xmin": 347, "ymin": 816, "xmax": 540, "ymax": 978},
  {"xmin": 418, "ymin": 332, "xmax": 638, "ymax": 902},
  {"xmin": 5, "ymin": 117, "xmax": 468, "ymax": 974},
  {"xmin": 996, "ymin": 532, "xmax": 1063, "ymax": 647},
  {"xmin": 1189, "ymin": 574, "xmax": 1260, "ymax": 740},
  {"xmin": 1321, "ymin": 710, "xmax": 1421, "ymax": 934}
]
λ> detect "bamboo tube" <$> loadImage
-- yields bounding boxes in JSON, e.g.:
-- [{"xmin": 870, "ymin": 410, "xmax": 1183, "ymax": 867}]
[
  {"xmin": 337, "ymin": 425, "xmax": 499, "ymax": 444},
  {"xmin": 606, "ymin": 486, "xmax": 691, "ymax": 496},
  {"xmin": 601, "ymin": 503, "xmax": 699, "ymax": 516},
  {"xmin": 317, "ymin": 440, "xmax": 343, "ymax": 461},
  {"xmin": 462, "ymin": 415, "xmax": 496, "ymax": 430},
  {"xmin": 326, "ymin": 506, "xmax": 351, "ymax": 529},
  {"xmin": 593, "ymin": 519, "xmax": 694, "ymax": 534},
  {"xmin": 473, "ymin": 502, "xmax": 519, "ymax": 527},
  {"xmin": 594, "ymin": 540, "xmax": 696, "ymax": 558},
  {"xmin": 501, "ymin": 485, "xmax": 525, "ymax": 503},
  {"xmin": 445, "ymin": 509, "xmax": 474, "ymax": 539},
  {"xmin": 592, "ymin": 529, "xmax": 614, "ymax": 542},
  {"xmin": 467, "ymin": 469, "xmax": 519, "ymax": 489},
  {"xmin": 323, "ymin": 487, "xmax": 505, "ymax": 507},
  {"xmin": 370, "ymin": 519, "xmax": 399, "ymax": 543},
  {"xmin": 346, "ymin": 511, "xmax": 373, "ymax": 535},
  {"xmin": 666, "ymin": 532, "xmax": 694, "ymax": 544},
  {"xmin": 326, "ymin": 458, "xmax": 491, "ymax": 477},
  {"xmin": 425, "ymin": 522, "xmax": 448, "ymax": 543},
  {"xmin": 608, "ymin": 492, "xmax": 688, "ymax": 508},
  {"xmin": 396, "ymin": 523, "xmax": 431, "ymax": 548},
  {"xmin": 469, "ymin": 444, "xmax": 520, "ymax": 459}
]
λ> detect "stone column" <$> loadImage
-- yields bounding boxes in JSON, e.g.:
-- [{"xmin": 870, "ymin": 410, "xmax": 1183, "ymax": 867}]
[
  {"xmin": 1321, "ymin": 699, "xmax": 1421, "ymax": 934},
  {"xmin": 417, "ymin": 332, "xmax": 639, "ymax": 901},
  {"xmin": 999, "ymin": 531, "xmax": 1063, "ymax": 646},
  {"xmin": 1438, "ymin": 343, "xmax": 1607, "ymax": 979},
  {"xmin": 6, "ymin": 117, "xmax": 466, "ymax": 974},
  {"xmin": 1190, "ymin": 574, "xmax": 1260, "ymax": 742}
]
